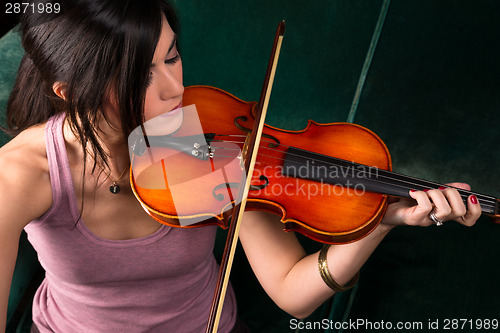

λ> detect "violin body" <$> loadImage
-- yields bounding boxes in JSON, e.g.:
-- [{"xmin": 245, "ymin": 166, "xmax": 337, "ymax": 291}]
[
  {"xmin": 131, "ymin": 85, "xmax": 396, "ymax": 243},
  {"xmin": 131, "ymin": 85, "xmax": 500, "ymax": 244}
]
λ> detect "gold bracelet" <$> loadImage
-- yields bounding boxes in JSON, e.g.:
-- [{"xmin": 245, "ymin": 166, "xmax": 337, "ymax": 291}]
[{"xmin": 318, "ymin": 244, "xmax": 359, "ymax": 292}]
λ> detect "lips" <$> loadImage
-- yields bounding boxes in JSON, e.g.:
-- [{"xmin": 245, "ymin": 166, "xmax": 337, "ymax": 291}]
[
  {"xmin": 172, "ymin": 101, "xmax": 182, "ymax": 111},
  {"xmin": 165, "ymin": 102, "xmax": 183, "ymax": 116}
]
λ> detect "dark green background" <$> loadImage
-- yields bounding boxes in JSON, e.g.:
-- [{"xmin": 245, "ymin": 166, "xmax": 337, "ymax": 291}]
[
  {"xmin": 1, "ymin": 0, "xmax": 499, "ymax": 332},
  {"xmin": 174, "ymin": 0, "xmax": 500, "ymax": 331}
]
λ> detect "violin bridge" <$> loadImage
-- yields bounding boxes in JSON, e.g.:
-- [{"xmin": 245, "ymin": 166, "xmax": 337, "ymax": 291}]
[{"xmin": 240, "ymin": 134, "xmax": 251, "ymax": 168}]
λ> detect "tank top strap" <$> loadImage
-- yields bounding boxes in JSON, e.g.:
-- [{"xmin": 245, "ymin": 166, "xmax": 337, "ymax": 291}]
[{"xmin": 38, "ymin": 113, "xmax": 76, "ymax": 223}]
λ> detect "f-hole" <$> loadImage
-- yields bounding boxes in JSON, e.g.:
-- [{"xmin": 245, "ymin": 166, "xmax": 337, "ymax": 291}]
[{"xmin": 234, "ymin": 116, "xmax": 280, "ymax": 148}]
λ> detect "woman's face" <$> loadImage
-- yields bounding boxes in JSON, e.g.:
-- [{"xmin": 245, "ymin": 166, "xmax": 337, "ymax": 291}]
[
  {"xmin": 143, "ymin": 15, "xmax": 184, "ymax": 123},
  {"xmin": 100, "ymin": 15, "xmax": 184, "ymax": 136}
]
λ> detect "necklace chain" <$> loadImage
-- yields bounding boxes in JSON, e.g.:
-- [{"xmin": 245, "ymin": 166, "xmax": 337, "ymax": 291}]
[
  {"xmin": 108, "ymin": 165, "xmax": 130, "ymax": 194},
  {"xmin": 87, "ymin": 151, "xmax": 130, "ymax": 194},
  {"xmin": 108, "ymin": 165, "xmax": 129, "ymax": 183}
]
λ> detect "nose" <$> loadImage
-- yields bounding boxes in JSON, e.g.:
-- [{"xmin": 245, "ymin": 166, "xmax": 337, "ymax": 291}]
[{"xmin": 157, "ymin": 65, "xmax": 184, "ymax": 101}]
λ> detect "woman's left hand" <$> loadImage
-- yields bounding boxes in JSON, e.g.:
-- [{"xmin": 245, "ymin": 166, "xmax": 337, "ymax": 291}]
[{"xmin": 382, "ymin": 182, "xmax": 482, "ymax": 227}]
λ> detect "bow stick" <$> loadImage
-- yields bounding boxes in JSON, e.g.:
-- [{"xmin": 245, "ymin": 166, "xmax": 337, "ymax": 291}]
[{"xmin": 205, "ymin": 20, "xmax": 286, "ymax": 333}]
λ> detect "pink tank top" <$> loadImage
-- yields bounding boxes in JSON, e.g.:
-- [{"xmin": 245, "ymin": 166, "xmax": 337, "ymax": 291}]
[{"xmin": 24, "ymin": 114, "xmax": 237, "ymax": 332}]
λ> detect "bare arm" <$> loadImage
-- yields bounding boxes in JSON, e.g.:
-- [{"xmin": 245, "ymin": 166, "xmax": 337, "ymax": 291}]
[
  {"xmin": 239, "ymin": 183, "xmax": 481, "ymax": 318},
  {"xmin": 0, "ymin": 129, "xmax": 52, "ymax": 332},
  {"xmin": 0, "ymin": 217, "xmax": 23, "ymax": 332},
  {"xmin": 239, "ymin": 211, "xmax": 393, "ymax": 318}
]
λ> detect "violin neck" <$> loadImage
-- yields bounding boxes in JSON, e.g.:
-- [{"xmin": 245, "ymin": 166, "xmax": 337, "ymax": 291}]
[{"xmin": 283, "ymin": 147, "xmax": 499, "ymax": 216}]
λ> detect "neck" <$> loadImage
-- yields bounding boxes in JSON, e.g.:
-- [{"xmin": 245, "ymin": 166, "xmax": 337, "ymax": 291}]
[{"xmin": 63, "ymin": 115, "xmax": 130, "ymax": 178}]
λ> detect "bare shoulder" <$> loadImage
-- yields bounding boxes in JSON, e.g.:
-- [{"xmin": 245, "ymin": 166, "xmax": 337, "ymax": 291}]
[{"xmin": 0, "ymin": 124, "xmax": 52, "ymax": 230}]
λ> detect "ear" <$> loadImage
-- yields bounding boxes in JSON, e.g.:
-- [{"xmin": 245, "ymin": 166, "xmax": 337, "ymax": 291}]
[{"xmin": 52, "ymin": 82, "xmax": 68, "ymax": 101}]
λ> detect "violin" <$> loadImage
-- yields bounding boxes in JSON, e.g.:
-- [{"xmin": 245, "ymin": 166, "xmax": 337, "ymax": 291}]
[
  {"xmin": 127, "ymin": 22, "xmax": 499, "ymax": 332},
  {"xmin": 129, "ymin": 84, "xmax": 500, "ymax": 242}
]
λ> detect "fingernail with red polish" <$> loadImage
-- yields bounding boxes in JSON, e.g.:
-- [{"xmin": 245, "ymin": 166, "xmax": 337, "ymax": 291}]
[
  {"xmin": 439, "ymin": 186, "xmax": 447, "ymax": 190},
  {"xmin": 423, "ymin": 189, "xmax": 430, "ymax": 192},
  {"xmin": 410, "ymin": 189, "xmax": 417, "ymax": 192},
  {"xmin": 470, "ymin": 195, "xmax": 478, "ymax": 204}
]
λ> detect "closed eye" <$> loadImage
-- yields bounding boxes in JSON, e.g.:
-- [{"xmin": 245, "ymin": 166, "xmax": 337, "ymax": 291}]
[{"xmin": 165, "ymin": 53, "xmax": 180, "ymax": 64}]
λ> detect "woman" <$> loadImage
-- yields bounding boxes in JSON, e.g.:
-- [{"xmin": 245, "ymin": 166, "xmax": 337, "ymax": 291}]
[{"xmin": 0, "ymin": 0, "xmax": 481, "ymax": 332}]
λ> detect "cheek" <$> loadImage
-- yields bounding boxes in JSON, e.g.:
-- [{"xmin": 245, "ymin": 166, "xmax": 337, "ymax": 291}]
[
  {"xmin": 176, "ymin": 60, "xmax": 183, "ymax": 84},
  {"xmin": 143, "ymin": 61, "xmax": 184, "ymax": 122},
  {"xmin": 143, "ymin": 91, "xmax": 162, "ymax": 122}
]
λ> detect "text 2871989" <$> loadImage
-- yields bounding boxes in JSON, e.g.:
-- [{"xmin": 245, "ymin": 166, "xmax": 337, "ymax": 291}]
[{"xmin": 5, "ymin": 2, "xmax": 61, "ymax": 14}]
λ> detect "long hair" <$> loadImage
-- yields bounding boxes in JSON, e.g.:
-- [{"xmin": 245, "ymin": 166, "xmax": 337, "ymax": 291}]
[{"xmin": 5, "ymin": 0, "xmax": 179, "ymax": 171}]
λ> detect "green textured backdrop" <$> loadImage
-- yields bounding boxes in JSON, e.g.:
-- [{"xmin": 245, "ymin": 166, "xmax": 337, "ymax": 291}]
[
  {"xmin": 173, "ymin": 0, "xmax": 500, "ymax": 331},
  {"xmin": 1, "ymin": 0, "xmax": 499, "ymax": 332}
]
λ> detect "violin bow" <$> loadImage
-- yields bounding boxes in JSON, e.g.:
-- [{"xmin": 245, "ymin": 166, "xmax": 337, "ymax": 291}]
[{"xmin": 205, "ymin": 20, "xmax": 286, "ymax": 333}]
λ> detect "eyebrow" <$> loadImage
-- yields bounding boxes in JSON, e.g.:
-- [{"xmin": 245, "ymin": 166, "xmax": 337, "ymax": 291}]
[{"xmin": 150, "ymin": 34, "xmax": 177, "ymax": 68}]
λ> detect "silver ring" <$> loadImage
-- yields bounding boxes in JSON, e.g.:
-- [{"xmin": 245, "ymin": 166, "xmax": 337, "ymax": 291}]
[{"xmin": 429, "ymin": 212, "xmax": 444, "ymax": 226}]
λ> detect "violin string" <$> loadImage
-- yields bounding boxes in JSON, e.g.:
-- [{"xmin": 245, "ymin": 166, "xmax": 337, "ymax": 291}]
[
  {"xmin": 210, "ymin": 146, "xmax": 496, "ymax": 210},
  {"xmin": 211, "ymin": 154, "xmax": 237, "ymax": 158},
  {"xmin": 209, "ymin": 136, "xmax": 497, "ymax": 208},
  {"xmin": 213, "ymin": 134, "xmax": 248, "ymax": 138},
  {"xmin": 212, "ymin": 136, "xmax": 486, "ymax": 199},
  {"xmin": 210, "ymin": 146, "xmax": 241, "ymax": 151}
]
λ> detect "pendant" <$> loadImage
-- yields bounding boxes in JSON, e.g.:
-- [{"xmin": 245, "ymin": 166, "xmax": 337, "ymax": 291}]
[{"xmin": 110, "ymin": 182, "xmax": 121, "ymax": 194}]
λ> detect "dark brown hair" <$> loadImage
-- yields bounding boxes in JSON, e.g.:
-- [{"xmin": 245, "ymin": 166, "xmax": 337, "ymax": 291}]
[{"xmin": 5, "ymin": 0, "xmax": 179, "ymax": 171}]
